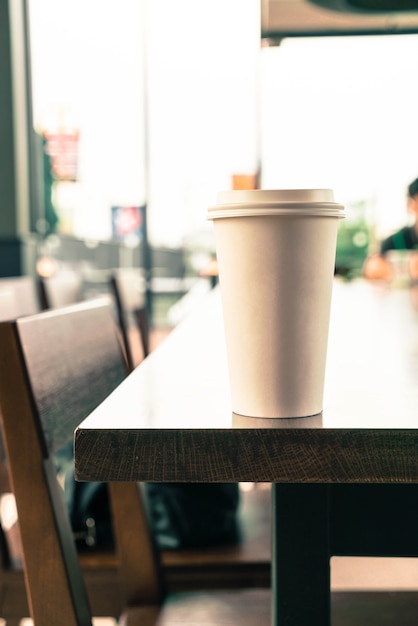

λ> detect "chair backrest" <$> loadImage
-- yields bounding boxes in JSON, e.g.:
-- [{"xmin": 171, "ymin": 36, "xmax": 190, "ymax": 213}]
[
  {"xmin": 39, "ymin": 268, "xmax": 83, "ymax": 310},
  {"xmin": 0, "ymin": 275, "xmax": 40, "ymax": 492},
  {"xmin": 0, "ymin": 297, "xmax": 161, "ymax": 625},
  {"xmin": 109, "ymin": 268, "xmax": 149, "ymax": 369},
  {"xmin": 111, "ymin": 268, "xmax": 146, "ymax": 312},
  {"xmin": 0, "ymin": 275, "xmax": 40, "ymax": 321}
]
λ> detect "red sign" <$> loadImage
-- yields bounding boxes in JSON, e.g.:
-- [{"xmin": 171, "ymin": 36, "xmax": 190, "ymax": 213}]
[{"xmin": 44, "ymin": 131, "xmax": 79, "ymax": 181}]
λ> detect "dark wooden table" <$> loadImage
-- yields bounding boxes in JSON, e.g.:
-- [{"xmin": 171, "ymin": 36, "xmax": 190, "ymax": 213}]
[{"xmin": 75, "ymin": 278, "xmax": 418, "ymax": 625}]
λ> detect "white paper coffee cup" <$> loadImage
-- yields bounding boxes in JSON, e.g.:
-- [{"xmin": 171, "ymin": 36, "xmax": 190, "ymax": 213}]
[{"xmin": 208, "ymin": 189, "xmax": 345, "ymax": 418}]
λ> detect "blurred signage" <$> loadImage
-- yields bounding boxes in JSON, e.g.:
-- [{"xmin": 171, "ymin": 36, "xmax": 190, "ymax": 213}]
[
  {"xmin": 44, "ymin": 130, "xmax": 80, "ymax": 181},
  {"xmin": 111, "ymin": 205, "xmax": 145, "ymax": 244}
]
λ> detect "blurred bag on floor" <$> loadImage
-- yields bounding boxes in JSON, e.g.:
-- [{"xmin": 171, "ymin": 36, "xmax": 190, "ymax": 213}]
[{"xmin": 63, "ymin": 468, "xmax": 241, "ymax": 550}]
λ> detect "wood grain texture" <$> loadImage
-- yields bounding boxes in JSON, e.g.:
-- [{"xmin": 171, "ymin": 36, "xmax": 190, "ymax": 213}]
[{"xmin": 75, "ymin": 427, "xmax": 418, "ymax": 483}]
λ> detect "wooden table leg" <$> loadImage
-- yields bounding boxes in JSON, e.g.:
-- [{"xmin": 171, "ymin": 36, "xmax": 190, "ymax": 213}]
[{"xmin": 272, "ymin": 483, "xmax": 331, "ymax": 626}]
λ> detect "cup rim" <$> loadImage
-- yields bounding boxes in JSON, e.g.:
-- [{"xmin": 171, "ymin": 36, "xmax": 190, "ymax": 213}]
[{"xmin": 207, "ymin": 189, "xmax": 345, "ymax": 220}]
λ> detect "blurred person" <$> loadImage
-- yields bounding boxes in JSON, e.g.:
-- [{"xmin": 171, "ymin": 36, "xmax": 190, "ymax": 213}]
[
  {"xmin": 34, "ymin": 131, "xmax": 59, "ymax": 234},
  {"xmin": 363, "ymin": 178, "xmax": 418, "ymax": 282}
]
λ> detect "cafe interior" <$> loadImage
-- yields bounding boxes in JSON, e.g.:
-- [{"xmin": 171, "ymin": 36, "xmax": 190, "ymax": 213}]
[{"xmin": 1, "ymin": 0, "xmax": 418, "ymax": 624}]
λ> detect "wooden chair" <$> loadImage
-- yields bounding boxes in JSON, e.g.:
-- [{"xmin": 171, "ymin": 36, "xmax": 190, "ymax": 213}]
[
  {"xmin": 0, "ymin": 275, "xmax": 40, "ymax": 625},
  {"xmin": 0, "ymin": 297, "xmax": 128, "ymax": 624},
  {"xmin": 0, "ymin": 279, "xmax": 126, "ymax": 619},
  {"xmin": 0, "ymin": 298, "xmax": 271, "ymax": 625},
  {"xmin": 8, "ymin": 272, "xmax": 269, "ymax": 595},
  {"xmin": 109, "ymin": 268, "xmax": 150, "ymax": 369},
  {"xmin": 38, "ymin": 267, "xmax": 83, "ymax": 310},
  {"xmin": 0, "ymin": 275, "xmax": 40, "ymax": 321}
]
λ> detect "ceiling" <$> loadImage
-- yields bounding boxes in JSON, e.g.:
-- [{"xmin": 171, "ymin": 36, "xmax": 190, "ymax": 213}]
[{"xmin": 261, "ymin": 0, "xmax": 418, "ymax": 41}]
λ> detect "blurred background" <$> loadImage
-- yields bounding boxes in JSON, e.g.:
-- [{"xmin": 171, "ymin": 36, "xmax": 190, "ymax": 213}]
[{"xmin": 2, "ymin": 0, "xmax": 418, "ymax": 326}]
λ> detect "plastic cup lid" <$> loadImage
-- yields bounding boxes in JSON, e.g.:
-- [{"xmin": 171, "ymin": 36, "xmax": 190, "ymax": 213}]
[{"xmin": 207, "ymin": 189, "xmax": 345, "ymax": 219}]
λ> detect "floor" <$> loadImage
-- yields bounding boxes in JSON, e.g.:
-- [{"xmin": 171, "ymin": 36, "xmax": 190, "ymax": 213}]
[{"xmin": 12, "ymin": 557, "xmax": 418, "ymax": 625}]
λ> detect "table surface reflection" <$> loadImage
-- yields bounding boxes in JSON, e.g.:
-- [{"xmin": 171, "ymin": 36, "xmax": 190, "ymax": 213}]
[{"xmin": 75, "ymin": 279, "xmax": 418, "ymax": 484}]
